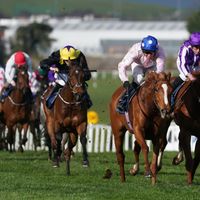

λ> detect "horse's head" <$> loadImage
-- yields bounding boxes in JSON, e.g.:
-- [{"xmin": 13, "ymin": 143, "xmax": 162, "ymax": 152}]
[
  {"xmin": 15, "ymin": 66, "xmax": 29, "ymax": 92},
  {"xmin": 146, "ymin": 71, "xmax": 173, "ymax": 118},
  {"xmin": 66, "ymin": 60, "xmax": 86, "ymax": 101}
]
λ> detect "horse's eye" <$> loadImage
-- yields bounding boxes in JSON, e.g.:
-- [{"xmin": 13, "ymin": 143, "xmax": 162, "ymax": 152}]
[{"xmin": 154, "ymin": 88, "xmax": 158, "ymax": 93}]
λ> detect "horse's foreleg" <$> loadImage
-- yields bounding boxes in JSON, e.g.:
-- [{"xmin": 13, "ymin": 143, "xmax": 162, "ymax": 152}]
[
  {"xmin": 64, "ymin": 132, "xmax": 77, "ymax": 176},
  {"xmin": 134, "ymin": 129, "xmax": 151, "ymax": 178},
  {"xmin": 21, "ymin": 123, "xmax": 29, "ymax": 146},
  {"xmin": 7, "ymin": 126, "xmax": 15, "ymax": 152},
  {"xmin": 130, "ymin": 140, "xmax": 141, "ymax": 176},
  {"xmin": 114, "ymin": 131, "xmax": 126, "ymax": 182},
  {"xmin": 179, "ymin": 130, "xmax": 193, "ymax": 184},
  {"xmin": 150, "ymin": 138, "xmax": 161, "ymax": 185},
  {"xmin": 172, "ymin": 142, "xmax": 184, "ymax": 165},
  {"xmin": 192, "ymin": 138, "xmax": 200, "ymax": 181},
  {"xmin": 80, "ymin": 133, "xmax": 89, "ymax": 167},
  {"xmin": 52, "ymin": 133, "xmax": 62, "ymax": 167}
]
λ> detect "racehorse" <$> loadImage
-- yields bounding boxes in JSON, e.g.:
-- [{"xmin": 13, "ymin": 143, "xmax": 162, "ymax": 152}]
[
  {"xmin": 171, "ymin": 72, "xmax": 200, "ymax": 184},
  {"xmin": 109, "ymin": 71, "xmax": 172, "ymax": 185},
  {"xmin": 42, "ymin": 61, "xmax": 89, "ymax": 175},
  {"xmin": 0, "ymin": 66, "xmax": 32, "ymax": 152}
]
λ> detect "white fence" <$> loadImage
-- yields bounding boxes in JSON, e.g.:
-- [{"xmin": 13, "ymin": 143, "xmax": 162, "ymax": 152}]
[{"xmin": 11, "ymin": 121, "xmax": 197, "ymax": 152}]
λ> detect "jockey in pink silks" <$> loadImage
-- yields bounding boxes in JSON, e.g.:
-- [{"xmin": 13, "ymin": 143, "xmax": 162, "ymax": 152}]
[{"xmin": 117, "ymin": 35, "xmax": 166, "ymax": 113}]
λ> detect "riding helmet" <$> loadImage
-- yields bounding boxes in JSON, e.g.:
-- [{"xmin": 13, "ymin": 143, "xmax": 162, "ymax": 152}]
[{"xmin": 141, "ymin": 35, "xmax": 158, "ymax": 52}]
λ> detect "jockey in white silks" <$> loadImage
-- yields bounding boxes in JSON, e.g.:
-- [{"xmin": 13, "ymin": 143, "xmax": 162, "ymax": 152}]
[
  {"xmin": 0, "ymin": 51, "xmax": 33, "ymax": 103},
  {"xmin": 29, "ymin": 70, "xmax": 42, "ymax": 97},
  {"xmin": 117, "ymin": 35, "xmax": 166, "ymax": 113}
]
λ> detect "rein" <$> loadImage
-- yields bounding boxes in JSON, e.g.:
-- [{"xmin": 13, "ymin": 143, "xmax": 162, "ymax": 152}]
[
  {"xmin": 8, "ymin": 95, "xmax": 27, "ymax": 106},
  {"xmin": 137, "ymin": 83, "xmax": 158, "ymax": 118},
  {"xmin": 174, "ymin": 81, "xmax": 193, "ymax": 111},
  {"xmin": 58, "ymin": 93, "xmax": 82, "ymax": 105}
]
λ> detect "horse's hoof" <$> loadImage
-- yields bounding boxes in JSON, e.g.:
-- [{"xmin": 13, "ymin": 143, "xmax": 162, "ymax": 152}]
[
  {"xmin": 151, "ymin": 177, "xmax": 157, "ymax": 185},
  {"xmin": 172, "ymin": 157, "xmax": 184, "ymax": 165},
  {"xmin": 52, "ymin": 162, "xmax": 59, "ymax": 168},
  {"xmin": 144, "ymin": 171, "xmax": 152, "ymax": 178},
  {"xmin": 82, "ymin": 160, "xmax": 89, "ymax": 167},
  {"xmin": 156, "ymin": 166, "xmax": 162, "ymax": 172},
  {"xmin": 129, "ymin": 167, "xmax": 139, "ymax": 176},
  {"xmin": 18, "ymin": 146, "xmax": 24, "ymax": 153}
]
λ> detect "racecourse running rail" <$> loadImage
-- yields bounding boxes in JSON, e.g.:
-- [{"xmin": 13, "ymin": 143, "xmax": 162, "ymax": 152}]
[{"xmin": 10, "ymin": 121, "xmax": 197, "ymax": 152}]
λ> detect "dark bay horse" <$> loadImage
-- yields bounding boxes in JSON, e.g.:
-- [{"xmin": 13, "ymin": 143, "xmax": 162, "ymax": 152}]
[
  {"xmin": 0, "ymin": 67, "xmax": 32, "ymax": 152},
  {"xmin": 109, "ymin": 72, "xmax": 172, "ymax": 185},
  {"xmin": 42, "ymin": 61, "xmax": 89, "ymax": 175},
  {"xmin": 172, "ymin": 73, "xmax": 200, "ymax": 184}
]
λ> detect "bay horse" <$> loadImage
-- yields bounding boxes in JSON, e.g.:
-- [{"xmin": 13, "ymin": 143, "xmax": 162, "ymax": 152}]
[
  {"xmin": 109, "ymin": 71, "xmax": 172, "ymax": 185},
  {"xmin": 171, "ymin": 72, "xmax": 200, "ymax": 184},
  {"xmin": 42, "ymin": 61, "xmax": 89, "ymax": 175},
  {"xmin": 0, "ymin": 66, "xmax": 32, "ymax": 152}
]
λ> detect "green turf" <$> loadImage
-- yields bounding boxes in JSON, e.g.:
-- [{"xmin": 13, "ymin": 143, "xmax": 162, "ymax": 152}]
[
  {"xmin": 0, "ymin": 151, "xmax": 199, "ymax": 200},
  {"xmin": 87, "ymin": 72, "xmax": 121, "ymax": 125}
]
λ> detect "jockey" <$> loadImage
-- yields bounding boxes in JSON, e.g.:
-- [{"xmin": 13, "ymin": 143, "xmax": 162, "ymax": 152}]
[
  {"xmin": 39, "ymin": 45, "xmax": 92, "ymax": 109},
  {"xmin": 29, "ymin": 69, "xmax": 42, "ymax": 97},
  {"xmin": 0, "ymin": 66, "xmax": 5, "ymax": 93},
  {"xmin": 117, "ymin": 35, "xmax": 166, "ymax": 113},
  {"xmin": 172, "ymin": 32, "xmax": 200, "ymax": 89},
  {"xmin": 0, "ymin": 51, "xmax": 33, "ymax": 103}
]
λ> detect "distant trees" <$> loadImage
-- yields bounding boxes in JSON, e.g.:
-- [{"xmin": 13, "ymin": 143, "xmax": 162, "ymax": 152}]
[
  {"xmin": 187, "ymin": 11, "xmax": 200, "ymax": 33},
  {"xmin": 10, "ymin": 22, "xmax": 54, "ymax": 57}
]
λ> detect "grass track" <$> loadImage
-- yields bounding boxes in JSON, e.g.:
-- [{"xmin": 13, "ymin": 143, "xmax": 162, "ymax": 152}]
[{"xmin": 0, "ymin": 151, "xmax": 199, "ymax": 200}]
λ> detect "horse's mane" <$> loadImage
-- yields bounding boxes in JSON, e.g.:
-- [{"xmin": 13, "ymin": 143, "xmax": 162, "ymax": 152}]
[
  {"xmin": 144, "ymin": 71, "xmax": 171, "ymax": 85},
  {"xmin": 192, "ymin": 71, "xmax": 200, "ymax": 80}
]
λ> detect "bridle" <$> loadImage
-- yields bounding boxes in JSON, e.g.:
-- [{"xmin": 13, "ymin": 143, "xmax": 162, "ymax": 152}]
[{"xmin": 67, "ymin": 68, "xmax": 84, "ymax": 94}]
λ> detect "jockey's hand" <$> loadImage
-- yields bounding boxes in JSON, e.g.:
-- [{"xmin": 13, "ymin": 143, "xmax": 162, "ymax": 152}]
[
  {"xmin": 11, "ymin": 80, "xmax": 16, "ymax": 86},
  {"xmin": 50, "ymin": 67, "xmax": 59, "ymax": 73},
  {"xmin": 187, "ymin": 73, "xmax": 196, "ymax": 81},
  {"xmin": 123, "ymin": 81, "xmax": 130, "ymax": 89}
]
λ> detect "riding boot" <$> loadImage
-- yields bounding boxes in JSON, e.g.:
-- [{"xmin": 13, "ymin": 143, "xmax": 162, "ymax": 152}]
[
  {"xmin": 172, "ymin": 76, "xmax": 184, "ymax": 90},
  {"xmin": 82, "ymin": 91, "xmax": 93, "ymax": 109},
  {"xmin": 0, "ymin": 84, "xmax": 13, "ymax": 103},
  {"xmin": 46, "ymin": 84, "xmax": 62, "ymax": 109},
  {"xmin": 171, "ymin": 77, "xmax": 184, "ymax": 110},
  {"xmin": 116, "ymin": 81, "xmax": 139, "ymax": 114}
]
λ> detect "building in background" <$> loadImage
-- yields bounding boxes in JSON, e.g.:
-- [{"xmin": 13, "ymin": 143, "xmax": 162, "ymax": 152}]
[{"xmin": 0, "ymin": 16, "xmax": 189, "ymax": 57}]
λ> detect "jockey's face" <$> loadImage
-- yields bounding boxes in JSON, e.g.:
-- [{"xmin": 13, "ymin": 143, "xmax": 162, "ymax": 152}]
[
  {"xmin": 142, "ymin": 50, "xmax": 156, "ymax": 59},
  {"xmin": 15, "ymin": 64, "xmax": 27, "ymax": 69},
  {"xmin": 192, "ymin": 46, "xmax": 200, "ymax": 55}
]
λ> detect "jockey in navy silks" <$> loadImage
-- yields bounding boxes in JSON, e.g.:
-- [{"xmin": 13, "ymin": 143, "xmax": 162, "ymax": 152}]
[{"xmin": 39, "ymin": 45, "xmax": 92, "ymax": 109}]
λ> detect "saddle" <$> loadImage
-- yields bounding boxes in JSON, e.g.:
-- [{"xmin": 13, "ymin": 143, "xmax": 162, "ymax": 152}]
[
  {"xmin": 171, "ymin": 82, "xmax": 184, "ymax": 109},
  {"xmin": 116, "ymin": 85, "xmax": 139, "ymax": 114}
]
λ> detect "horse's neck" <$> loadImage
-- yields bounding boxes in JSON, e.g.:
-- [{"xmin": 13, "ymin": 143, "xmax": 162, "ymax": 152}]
[
  {"xmin": 137, "ymin": 83, "xmax": 157, "ymax": 114},
  {"xmin": 140, "ymin": 83, "xmax": 155, "ymax": 105},
  {"xmin": 60, "ymin": 84, "xmax": 74, "ymax": 100},
  {"xmin": 10, "ymin": 87, "xmax": 25, "ymax": 101}
]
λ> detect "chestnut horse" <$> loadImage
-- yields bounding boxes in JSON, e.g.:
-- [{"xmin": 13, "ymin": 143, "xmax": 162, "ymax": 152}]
[
  {"xmin": 109, "ymin": 72, "xmax": 172, "ymax": 185},
  {"xmin": 0, "ymin": 67, "xmax": 32, "ymax": 152},
  {"xmin": 42, "ymin": 61, "xmax": 89, "ymax": 175},
  {"xmin": 171, "ymin": 72, "xmax": 200, "ymax": 184}
]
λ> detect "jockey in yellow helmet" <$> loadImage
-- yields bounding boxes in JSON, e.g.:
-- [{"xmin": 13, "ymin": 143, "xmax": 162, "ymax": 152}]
[{"xmin": 39, "ymin": 45, "xmax": 92, "ymax": 109}]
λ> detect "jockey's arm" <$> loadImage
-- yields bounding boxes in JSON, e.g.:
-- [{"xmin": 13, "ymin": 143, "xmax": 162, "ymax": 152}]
[
  {"xmin": 79, "ymin": 52, "xmax": 91, "ymax": 81},
  {"xmin": 155, "ymin": 46, "xmax": 166, "ymax": 73},
  {"xmin": 40, "ymin": 51, "xmax": 60, "ymax": 71},
  {"xmin": 5, "ymin": 55, "xmax": 16, "ymax": 85}
]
